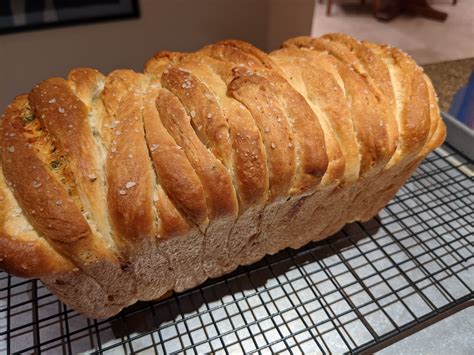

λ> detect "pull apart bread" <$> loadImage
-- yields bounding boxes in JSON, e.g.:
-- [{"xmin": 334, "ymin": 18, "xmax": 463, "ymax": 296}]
[{"xmin": 0, "ymin": 34, "xmax": 445, "ymax": 318}]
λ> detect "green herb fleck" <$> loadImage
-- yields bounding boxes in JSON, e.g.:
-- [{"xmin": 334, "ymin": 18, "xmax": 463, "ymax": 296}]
[
  {"xmin": 22, "ymin": 111, "xmax": 35, "ymax": 125},
  {"xmin": 50, "ymin": 160, "xmax": 61, "ymax": 170}
]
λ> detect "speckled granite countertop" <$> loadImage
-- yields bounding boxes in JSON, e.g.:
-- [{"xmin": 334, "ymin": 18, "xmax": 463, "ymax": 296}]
[
  {"xmin": 378, "ymin": 307, "xmax": 474, "ymax": 355},
  {"xmin": 423, "ymin": 58, "xmax": 474, "ymax": 112}
]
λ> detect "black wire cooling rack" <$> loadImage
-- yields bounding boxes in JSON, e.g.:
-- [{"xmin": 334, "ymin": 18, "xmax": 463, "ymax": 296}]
[{"xmin": 1, "ymin": 144, "xmax": 472, "ymax": 354}]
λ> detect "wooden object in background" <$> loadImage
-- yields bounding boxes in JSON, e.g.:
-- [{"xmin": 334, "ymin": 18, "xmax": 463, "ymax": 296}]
[
  {"xmin": 324, "ymin": 0, "xmax": 451, "ymax": 20},
  {"xmin": 373, "ymin": 0, "xmax": 448, "ymax": 21}
]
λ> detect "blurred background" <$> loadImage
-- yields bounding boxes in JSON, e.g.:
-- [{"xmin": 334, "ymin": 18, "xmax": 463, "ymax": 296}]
[{"xmin": 0, "ymin": 0, "xmax": 473, "ymax": 122}]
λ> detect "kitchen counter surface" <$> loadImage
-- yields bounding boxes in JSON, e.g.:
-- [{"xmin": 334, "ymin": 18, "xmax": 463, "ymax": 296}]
[
  {"xmin": 423, "ymin": 58, "xmax": 474, "ymax": 112},
  {"xmin": 379, "ymin": 306, "xmax": 473, "ymax": 355}
]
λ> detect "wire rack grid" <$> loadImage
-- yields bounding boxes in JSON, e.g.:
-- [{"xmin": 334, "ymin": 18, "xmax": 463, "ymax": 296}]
[{"xmin": 0, "ymin": 143, "xmax": 472, "ymax": 354}]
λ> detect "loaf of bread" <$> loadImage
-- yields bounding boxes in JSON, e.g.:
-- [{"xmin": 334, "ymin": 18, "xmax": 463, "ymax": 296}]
[{"xmin": 0, "ymin": 34, "xmax": 445, "ymax": 319}]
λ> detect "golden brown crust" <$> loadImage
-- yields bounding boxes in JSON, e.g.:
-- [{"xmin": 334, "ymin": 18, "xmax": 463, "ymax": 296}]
[
  {"xmin": 199, "ymin": 40, "xmax": 329, "ymax": 260},
  {"xmin": 389, "ymin": 47, "xmax": 431, "ymax": 155},
  {"xmin": 0, "ymin": 141, "xmax": 74, "ymax": 277},
  {"xmin": 179, "ymin": 54, "xmax": 269, "ymax": 209},
  {"xmin": 228, "ymin": 72, "xmax": 296, "ymax": 199},
  {"xmin": 29, "ymin": 78, "xmax": 114, "ymax": 246},
  {"xmin": 0, "ymin": 234, "xmax": 71, "ymax": 277},
  {"xmin": 143, "ymin": 86, "xmax": 208, "ymax": 227},
  {"xmin": 68, "ymin": 68, "xmax": 106, "ymax": 105},
  {"xmin": 270, "ymin": 48, "xmax": 352, "ymax": 183},
  {"xmin": 243, "ymin": 67, "xmax": 328, "ymax": 193},
  {"xmin": 0, "ymin": 34, "xmax": 445, "ymax": 319},
  {"xmin": 200, "ymin": 40, "xmax": 277, "ymax": 72},
  {"xmin": 103, "ymin": 70, "xmax": 157, "ymax": 244},
  {"xmin": 155, "ymin": 187, "xmax": 190, "ymax": 237},
  {"xmin": 155, "ymin": 88, "xmax": 238, "ymax": 218},
  {"xmin": 2, "ymin": 95, "xmax": 95, "ymax": 246},
  {"xmin": 162, "ymin": 66, "xmax": 234, "ymax": 165},
  {"xmin": 424, "ymin": 75, "xmax": 447, "ymax": 151},
  {"xmin": 321, "ymin": 34, "xmax": 399, "ymax": 158},
  {"xmin": 322, "ymin": 34, "xmax": 396, "ymax": 111},
  {"xmin": 366, "ymin": 44, "xmax": 431, "ymax": 158},
  {"xmin": 284, "ymin": 38, "xmax": 397, "ymax": 175},
  {"xmin": 144, "ymin": 51, "xmax": 185, "ymax": 78}
]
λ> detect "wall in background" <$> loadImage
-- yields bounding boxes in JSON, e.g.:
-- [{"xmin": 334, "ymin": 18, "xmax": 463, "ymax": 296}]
[
  {"xmin": 0, "ymin": 0, "xmax": 314, "ymax": 111},
  {"xmin": 267, "ymin": 0, "xmax": 314, "ymax": 50}
]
